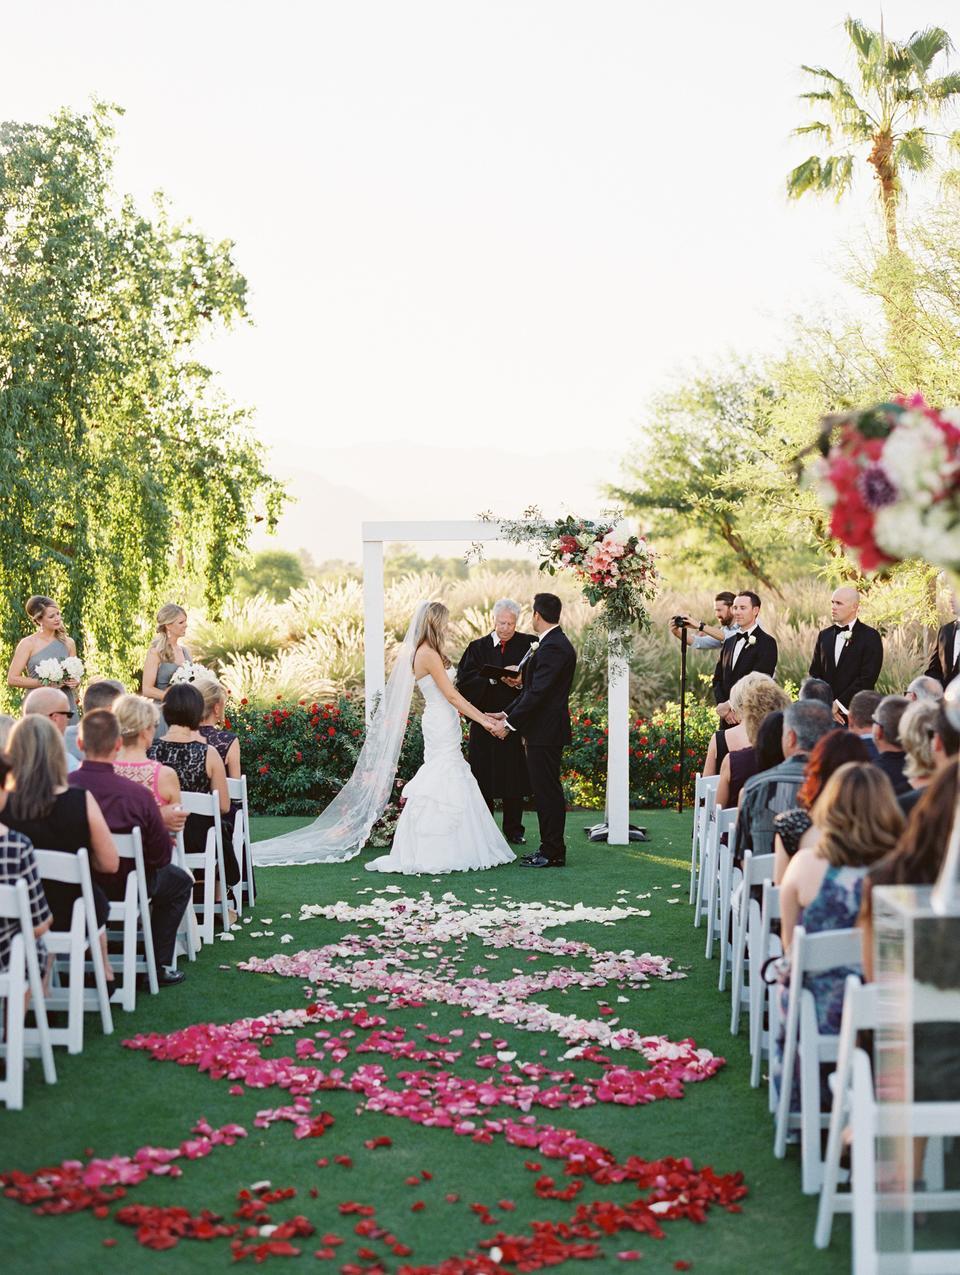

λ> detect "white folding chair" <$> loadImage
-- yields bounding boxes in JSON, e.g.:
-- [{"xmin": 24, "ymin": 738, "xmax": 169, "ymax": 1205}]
[
  {"xmin": 689, "ymin": 772, "xmax": 704, "ymax": 905},
  {"xmin": 227, "ymin": 775, "xmax": 256, "ymax": 910},
  {"xmin": 729, "ymin": 850, "xmax": 775, "ymax": 1035},
  {"xmin": 0, "ymin": 878, "xmax": 57, "ymax": 1109},
  {"xmin": 751, "ymin": 879, "xmax": 782, "ymax": 1089},
  {"xmin": 816, "ymin": 976, "xmax": 960, "ymax": 1261},
  {"xmin": 774, "ymin": 925, "xmax": 863, "ymax": 1193},
  {"xmin": 179, "ymin": 791, "xmax": 232, "ymax": 939},
  {"xmin": 34, "ymin": 847, "xmax": 113, "ymax": 1053},
  {"xmin": 106, "ymin": 830, "xmax": 158, "ymax": 1010},
  {"xmin": 693, "ymin": 776, "xmax": 720, "ymax": 927},
  {"xmin": 704, "ymin": 807, "xmax": 737, "ymax": 965},
  {"xmin": 171, "ymin": 834, "xmax": 200, "ymax": 962}
]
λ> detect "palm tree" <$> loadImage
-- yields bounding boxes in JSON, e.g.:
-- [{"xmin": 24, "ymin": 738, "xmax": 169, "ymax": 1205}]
[{"xmin": 787, "ymin": 18, "xmax": 960, "ymax": 252}]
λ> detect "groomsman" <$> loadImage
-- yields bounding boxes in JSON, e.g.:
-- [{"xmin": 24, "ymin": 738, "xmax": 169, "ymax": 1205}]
[
  {"xmin": 456, "ymin": 599, "xmax": 534, "ymax": 844},
  {"xmin": 808, "ymin": 587, "xmax": 883, "ymax": 720},
  {"xmin": 713, "ymin": 591, "xmax": 778, "ymax": 724},
  {"xmin": 924, "ymin": 610, "xmax": 960, "ymax": 688}
]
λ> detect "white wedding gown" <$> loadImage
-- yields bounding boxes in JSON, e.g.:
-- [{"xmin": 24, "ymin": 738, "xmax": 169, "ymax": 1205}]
[{"xmin": 365, "ymin": 674, "xmax": 516, "ymax": 875}]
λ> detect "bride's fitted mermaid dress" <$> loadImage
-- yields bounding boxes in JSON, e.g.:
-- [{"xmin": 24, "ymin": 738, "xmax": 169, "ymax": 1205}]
[{"xmin": 365, "ymin": 674, "xmax": 516, "ymax": 874}]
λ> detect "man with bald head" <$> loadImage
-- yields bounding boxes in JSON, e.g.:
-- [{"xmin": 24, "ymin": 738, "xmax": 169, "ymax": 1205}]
[
  {"xmin": 808, "ymin": 587, "xmax": 883, "ymax": 722},
  {"xmin": 23, "ymin": 686, "xmax": 81, "ymax": 772}
]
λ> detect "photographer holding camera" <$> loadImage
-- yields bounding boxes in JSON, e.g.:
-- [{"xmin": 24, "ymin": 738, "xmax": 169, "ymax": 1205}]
[{"xmin": 669, "ymin": 592, "xmax": 738, "ymax": 649}]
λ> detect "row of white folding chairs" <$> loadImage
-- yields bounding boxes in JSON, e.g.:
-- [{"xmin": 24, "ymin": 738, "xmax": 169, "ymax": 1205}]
[
  {"xmin": 690, "ymin": 773, "xmax": 719, "ymax": 922},
  {"xmin": 815, "ymin": 975, "xmax": 960, "ymax": 1273},
  {"xmin": 0, "ymin": 879, "xmax": 57, "ymax": 1110}
]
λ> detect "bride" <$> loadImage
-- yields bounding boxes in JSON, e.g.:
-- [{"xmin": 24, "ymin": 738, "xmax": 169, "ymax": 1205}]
[{"xmin": 252, "ymin": 601, "xmax": 515, "ymax": 874}]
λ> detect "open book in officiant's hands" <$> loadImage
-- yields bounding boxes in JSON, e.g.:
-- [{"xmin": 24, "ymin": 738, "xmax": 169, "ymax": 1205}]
[{"xmin": 480, "ymin": 664, "xmax": 521, "ymax": 681}]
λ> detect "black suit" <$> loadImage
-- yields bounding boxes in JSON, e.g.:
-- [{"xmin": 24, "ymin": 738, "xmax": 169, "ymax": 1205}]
[
  {"xmin": 456, "ymin": 631, "xmax": 533, "ymax": 839},
  {"xmin": 924, "ymin": 621, "xmax": 960, "ymax": 688},
  {"xmin": 505, "ymin": 627, "xmax": 577, "ymax": 863},
  {"xmin": 809, "ymin": 620, "xmax": 883, "ymax": 708},
  {"xmin": 712, "ymin": 626, "xmax": 778, "ymax": 705}
]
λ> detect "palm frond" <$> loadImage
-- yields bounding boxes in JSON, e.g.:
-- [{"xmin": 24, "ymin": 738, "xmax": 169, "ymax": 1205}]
[
  {"xmin": 928, "ymin": 72, "xmax": 960, "ymax": 102},
  {"xmin": 893, "ymin": 130, "xmax": 934, "ymax": 173},
  {"xmin": 786, "ymin": 155, "xmax": 823, "ymax": 198},
  {"xmin": 949, "ymin": 128, "xmax": 960, "ymax": 154},
  {"xmin": 844, "ymin": 18, "xmax": 879, "ymax": 65},
  {"xmin": 821, "ymin": 153, "xmax": 856, "ymax": 199},
  {"xmin": 905, "ymin": 26, "xmax": 953, "ymax": 75},
  {"xmin": 793, "ymin": 121, "xmax": 833, "ymax": 141},
  {"xmin": 939, "ymin": 166, "xmax": 960, "ymax": 195}
]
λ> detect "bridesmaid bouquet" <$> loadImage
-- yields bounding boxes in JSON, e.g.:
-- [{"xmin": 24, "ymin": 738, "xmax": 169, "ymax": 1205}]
[
  {"xmin": 34, "ymin": 656, "xmax": 85, "ymax": 686},
  {"xmin": 170, "ymin": 661, "xmax": 209, "ymax": 685}
]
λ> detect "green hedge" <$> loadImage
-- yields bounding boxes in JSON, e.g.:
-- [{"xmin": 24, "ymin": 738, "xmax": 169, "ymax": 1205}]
[{"xmin": 228, "ymin": 696, "xmax": 716, "ymax": 816}]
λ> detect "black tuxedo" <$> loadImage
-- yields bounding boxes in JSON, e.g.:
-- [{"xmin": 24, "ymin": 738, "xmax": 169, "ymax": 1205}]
[
  {"xmin": 505, "ymin": 627, "xmax": 577, "ymax": 863},
  {"xmin": 808, "ymin": 620, "xmax": 883, "ymax": 707},
  {"xmin": 712, "ymin": 626, "xmax": 778, "ymax": 705},
  {"xmin": 456, "ymin": 631, "xmax": 533, "ymax": 838},
  {"xmin": 924, "ymin": 621, "xmax": 960, "ymax": 688}
]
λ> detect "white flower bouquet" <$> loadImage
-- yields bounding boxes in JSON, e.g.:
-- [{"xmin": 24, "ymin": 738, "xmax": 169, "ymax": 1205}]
[
  {"xmin": 170, "ymin": 661, "xmax": 209, "ymax": 686},
  {"xmin": 34, "ymin": 658, "xmax": 66, "ymax": 685}
]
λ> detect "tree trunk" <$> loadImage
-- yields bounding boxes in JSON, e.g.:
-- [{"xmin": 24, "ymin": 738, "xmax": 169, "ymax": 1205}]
[{"xmin": 716, "ymin": 518, "xmax": 782, "ymax": 597}]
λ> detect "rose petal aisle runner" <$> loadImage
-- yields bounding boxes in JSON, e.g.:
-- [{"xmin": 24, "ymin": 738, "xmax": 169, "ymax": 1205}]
[{"xmin": 1, "ymin": 865, "xmax": 752, "ymax": 1271}]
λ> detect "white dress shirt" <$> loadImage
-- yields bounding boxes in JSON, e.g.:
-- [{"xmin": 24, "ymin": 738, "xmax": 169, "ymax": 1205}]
[
  {"xmin": 834, "ymin": 617, "xmax": 857, "ymax": 666},
  {"xmin": 730, "ymin": 621, "xmax": 758, "ymax": 669}
]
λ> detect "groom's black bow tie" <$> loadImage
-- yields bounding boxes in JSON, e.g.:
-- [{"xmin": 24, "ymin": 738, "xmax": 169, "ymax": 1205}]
[{"xmin": 835, "ymin": 624, "xmax": 851, "ymax": 633}]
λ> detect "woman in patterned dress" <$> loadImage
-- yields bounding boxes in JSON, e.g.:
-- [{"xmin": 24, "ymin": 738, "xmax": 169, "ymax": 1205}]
[
  {"xmin": 773, "ymin": 763, "xmax": 903, "ymax": 1110},
  {"xmin": 113, "ymin": 694, "xmax": 185, "ymax": 837}
]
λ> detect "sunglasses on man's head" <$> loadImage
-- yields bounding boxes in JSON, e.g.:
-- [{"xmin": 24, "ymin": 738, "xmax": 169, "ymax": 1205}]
[{"xmin": 47, "ymin": 710, "xmax": 75, "ymax": 720}]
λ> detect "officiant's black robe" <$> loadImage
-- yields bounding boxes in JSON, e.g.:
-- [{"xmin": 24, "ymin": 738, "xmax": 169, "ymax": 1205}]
[{"xmin": 456, "ymin": 632, "xmax": 533, "ymax": 804}]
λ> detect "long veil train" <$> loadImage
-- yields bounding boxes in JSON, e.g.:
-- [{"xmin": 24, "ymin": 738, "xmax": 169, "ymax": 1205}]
[{"xmin": 252, "ymin": 602, "xmax": 427, "ymax": 867}]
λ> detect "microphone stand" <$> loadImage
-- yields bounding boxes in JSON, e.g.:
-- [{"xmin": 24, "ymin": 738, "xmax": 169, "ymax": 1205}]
[{"xmin": 677, "ymin": 628, "xmax": 687, "ymax": 815}]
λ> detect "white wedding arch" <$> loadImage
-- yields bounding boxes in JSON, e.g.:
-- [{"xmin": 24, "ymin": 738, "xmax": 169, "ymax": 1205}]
[{"xmin": 361, "ymin": 519, "xmax": 631, "ymax": 845}]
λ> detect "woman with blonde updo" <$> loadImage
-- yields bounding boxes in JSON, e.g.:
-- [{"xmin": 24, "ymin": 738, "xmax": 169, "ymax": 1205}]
[
  {"xmin": 6, "ymin": 596, "xmax": 81, "ymax": 714},
  {"xmin": 113, "ymin": 694, "xmax": 185, "ymax": 836},
  {"xmin": 196, "ymin": 676, "xmax": 241, "ymax": 778},
  {"xmin": 715, "ymin": 674, "xmax": 790, "ymax": 807}
]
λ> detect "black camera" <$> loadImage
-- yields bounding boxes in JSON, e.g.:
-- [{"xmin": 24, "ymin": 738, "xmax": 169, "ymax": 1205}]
[{"xmin": 672, "ymin": 615, "xmax": 689, "ymax": 628}]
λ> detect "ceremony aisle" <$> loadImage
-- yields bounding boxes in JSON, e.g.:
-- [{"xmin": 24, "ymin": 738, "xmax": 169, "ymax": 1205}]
[{"xmin": 1, "ymin": 812, "xmax": 849, "ymax": 1273}]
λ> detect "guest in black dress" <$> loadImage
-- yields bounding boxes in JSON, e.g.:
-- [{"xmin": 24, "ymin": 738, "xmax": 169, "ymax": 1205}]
[
  {"xmin": 2, "ymin": 715, "xmax": 119, "ymax": 980},
  {"xmin": 149, "ymin": 683, "xmax": 237, "ymax": 886},
  {"xmin": 197, "ymin": 677, "xmax": 241, "ymax": 777}
]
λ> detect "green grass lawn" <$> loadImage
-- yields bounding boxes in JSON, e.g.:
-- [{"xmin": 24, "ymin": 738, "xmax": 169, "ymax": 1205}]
[{"xmin": 0, "ymin": 810, "xmax": 849, "ymax": 1273}]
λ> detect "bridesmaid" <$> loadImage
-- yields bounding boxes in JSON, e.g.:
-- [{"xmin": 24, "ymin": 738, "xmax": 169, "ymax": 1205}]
[
  {"xmin": 141, "ymin": 603, "xmax": 191, "ymax": 738},
  {"xmin": 6, "ymin": 596, "xmax": 81, "ymax": 714}
]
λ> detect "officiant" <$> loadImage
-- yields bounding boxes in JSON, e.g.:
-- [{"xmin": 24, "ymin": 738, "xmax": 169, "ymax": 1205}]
[{"xmin": 456, "ymin": 598, "xmax": 533, "ymax": 844}]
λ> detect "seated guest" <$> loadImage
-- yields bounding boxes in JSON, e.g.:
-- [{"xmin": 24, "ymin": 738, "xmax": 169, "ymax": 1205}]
[
  {"xmin": 703, "ymin": 670, "xmax": 775, "ymax": 777},
  {"xmin": 772, "ymin": 729, "xmax": 870, "ymax": 883},
  {"xmin": 736, "ymin": 700, "xmax": 834, "ymax": 859},
  {"xmin": 753, "ymin": 709, "xmax": 786, "ymax": 780},
  {"xmin": 196, "ymin": 677, "xmax": 241, "ymax": 777},
  {"xmin": 872, "ymin": 694, "xmax": 911, "ymax": 795},
  {"xmin": 23, "ymin": 686, "xmax": 80, "ymax": 773},
  {"xmin": 906, "ymin": 675, "xmax": 945, "ymax": 704},
  {"xmin": 931, "ymin": 697, "xmax": 960, "ymax": 768},
  {"xmin": 848, "ymin": 690, "xmax": 882, "ymax": 761},
  {"xmin": 64, "ymin": 678, "xmax": 125, "ymax": 762},
  {"xmin": 69, "ymin": 710, "xmax": 193, "ymax": 987},
  {"xmin": 113, "ymin": 694, "xmax": 187, "ymax": 837},
  {"xmin": 716, "ymin": 676, "xmax": 790, "ymax": 808},
  {"xmin": 0, "ymin": 749, "xmax": 52, "ymax": 976},
  {"xmin": 1, "ymin": 716, "xmax": 118, "ymax": 981},
  {"xmin": 774, "ymin": 763, "xmax": 902, "ymax": 1109},
  {"xmin": 799, "ymin": 677, "xmax": 834, "ymax": 707},
  {"xmin": 860, "ymin": 763, "xmax": 960, "ymax": 1118},
  {"xmin": 897, "ymin": 699, "xmax": 941, "ymax": 815},
  {"xmin": 148, "ymin": 683, "xmax": 237, "ymax": 889}
]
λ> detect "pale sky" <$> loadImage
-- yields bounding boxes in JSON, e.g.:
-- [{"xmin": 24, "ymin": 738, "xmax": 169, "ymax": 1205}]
[{"xmin": 6, "ymin": 2, "xmax": 958, "ymax": 556}]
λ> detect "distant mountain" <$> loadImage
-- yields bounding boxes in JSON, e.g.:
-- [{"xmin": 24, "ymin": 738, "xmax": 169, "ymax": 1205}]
[{"xmin": 252, "ymin": 442, "xmax": 620, "ymax": 562}]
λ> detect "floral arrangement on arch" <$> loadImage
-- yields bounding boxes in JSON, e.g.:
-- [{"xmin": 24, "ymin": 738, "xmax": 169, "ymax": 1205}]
[
  {"xmin": 478, "ymin": 509, "xmax": 659, "ymax": 660},
  {"xmin": 802, "ymin": 395, "xmax": 960, "ymax": 575}
]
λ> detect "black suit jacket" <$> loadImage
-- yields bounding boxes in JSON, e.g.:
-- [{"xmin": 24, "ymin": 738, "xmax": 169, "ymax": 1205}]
[
  {"xmin": 809, "ymin": 621, "xmax": 883, "ymax": 707},
  {"xmin": 924, "ymin": 621, "xmax": 960, "ymax": 688},
  {"xmin": 456, "ymin": 632, "xmax": 535, "ymax": 713},
  {"xmin": 505, "ymin": 627, "xmax": 577, "ymax": 746},
  {"xmin": 712, "ymin": 626, "xmax": 778, "ymax": 704}
]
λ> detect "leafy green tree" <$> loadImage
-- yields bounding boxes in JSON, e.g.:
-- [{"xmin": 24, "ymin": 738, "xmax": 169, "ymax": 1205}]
[
  {"xmin": 0, "ymin": 103, "xmax": 284, "ymax": 690},
  {"xmin": 235, "ymin": 550, "xmax": 307, "ymax": 601},
  {"xmin": 788, "ymin": 18, "xmax": 960, "ymax": 252}
]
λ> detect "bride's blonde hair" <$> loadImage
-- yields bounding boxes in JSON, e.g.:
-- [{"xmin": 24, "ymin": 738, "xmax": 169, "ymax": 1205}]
[{"xmin": 412, "ymin": 601, "xmax": 451, "ymax": 668}]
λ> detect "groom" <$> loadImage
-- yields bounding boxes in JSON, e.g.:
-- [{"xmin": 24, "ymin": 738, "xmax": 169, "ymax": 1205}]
[{"xmin": 489, "ymin": 593, "xmax": 577, "ymax": 868}]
